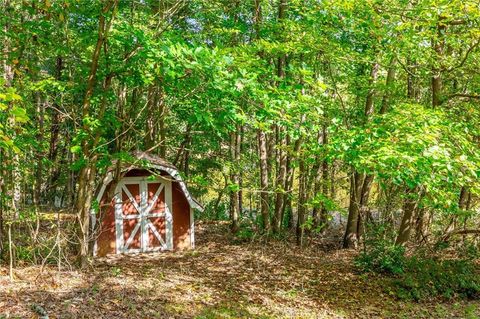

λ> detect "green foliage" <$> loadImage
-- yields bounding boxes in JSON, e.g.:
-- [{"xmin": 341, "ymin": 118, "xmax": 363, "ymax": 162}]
[
  {"xmin": 458, "ymin": 242, "xmax": 480, "ymax": 260},
  {"xmin": 395, "ymin": 258, "xmax": 480, "ymax": 301},
  {"xmin": 200, "ymin": 201, "xmax": 229, "ymax": 221},
  {"xmin": 333, "ymin": 103, "xmax": 480, "ymax": 211},
  {"xmin": 356, "ymin": 226, "xmax": 480, "ymax": 301},
  {"xmin": 0, "ymin": 85, "xmax": 27, "ymax": 153},
  {"xmin": 355, "ymin": 240, "xmax": 406, "ymax": 275},
  {"xmin": 234, "ymin": 223, "xmax": 256, "ymax": 242}
]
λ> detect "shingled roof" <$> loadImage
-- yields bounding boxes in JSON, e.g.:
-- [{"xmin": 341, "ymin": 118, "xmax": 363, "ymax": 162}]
[{"xmin": 97, "ymin": 151, "xmax": 203, "ymax": 211}]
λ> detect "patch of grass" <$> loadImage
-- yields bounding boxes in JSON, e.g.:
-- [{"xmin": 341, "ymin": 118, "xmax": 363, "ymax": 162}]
[
  {"xmin": 110, "ymin": 266, "xmax": 121, "ymax": 277},
  {"xmin": 464, "ymin": 303, "xmax": 479, "ymax": 319}
]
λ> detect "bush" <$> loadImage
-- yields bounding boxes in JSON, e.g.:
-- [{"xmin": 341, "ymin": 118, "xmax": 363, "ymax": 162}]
[
  {"xmin": 355, "ymin": 240, "xmax": 406, "ymax": 275},
  {"xmin": 395, "ymin": 257, "xmax": 480, "ymax": 301},
  {"xmin": 355, "ymin": 240, "xmax": 480, "ymax": 301}
]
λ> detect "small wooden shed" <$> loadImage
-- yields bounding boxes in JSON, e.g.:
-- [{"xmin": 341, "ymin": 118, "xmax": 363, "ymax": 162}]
[{"xmin": 91, "ymin": 152, "xmax": 203, "ymax": 257}]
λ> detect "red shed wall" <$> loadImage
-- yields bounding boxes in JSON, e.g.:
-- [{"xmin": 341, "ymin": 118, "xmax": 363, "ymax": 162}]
[
  {"xmin": 95, "ymin": 173, "xmax": 193, "ymax": 256},
  {"xmin": 172, "ymin": 181, "xmax": 192, "ymax": 249}
]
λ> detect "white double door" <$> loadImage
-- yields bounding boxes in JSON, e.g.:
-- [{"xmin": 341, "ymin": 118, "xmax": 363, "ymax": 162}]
[{"xmin": 114, "ymin": 177, "xmax": 173, "ymax": 253}]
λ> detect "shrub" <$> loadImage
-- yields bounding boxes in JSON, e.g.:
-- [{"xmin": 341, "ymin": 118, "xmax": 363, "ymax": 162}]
[
  {"xmin": 395, "ymin": 257, "xmax": 480, "ymax": 301},
  {"xmin": 356, "ymin": 240, "xmax": 480, "ymax": 301},
  {"xmin": 233, "ymin": 222, "xmax": 254, "ymax": 241},
  {"xmin": 355, "ymin": 240, "xmax": 406, "ymax": 275}
]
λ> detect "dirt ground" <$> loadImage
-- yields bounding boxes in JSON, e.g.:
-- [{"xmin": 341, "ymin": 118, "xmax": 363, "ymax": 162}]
[{"xmin": 1, "ymin": 222, "xmax": 479, "ymax": 319}]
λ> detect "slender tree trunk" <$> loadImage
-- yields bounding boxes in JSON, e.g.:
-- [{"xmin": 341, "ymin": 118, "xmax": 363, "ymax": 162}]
[
  {"xmin": 0, "ymin": 0, "xmax": 11, "ymax": 243},
  {"xmin": 311, "ymin": 141, "xmax": 323, "ymax": 229},
  {"xmin": 74, "ymin": 0, "xmax": 117, "ymax": 267},
  {"xmin": 319, "ymin": 126, "xmax": 329, "ymax": 229},
  {"xmin": 296, "ymin": 156, "xmax": 306, "ymax": 246},
  {"xmin": 229, "ymin": 129, "xmax": 240, "ymax": 233},
  {"xmin": 282, "ymin": 114, "xmax": 305, "ymax": 228},
  {"xmin": 273, "ymin": 126, "xmax": 287, "ymax": 233},
  {"xmin": 379, "ymin": 58, "xmax": 396, "ymax": 114},
  {"xmin": 252, "ymin": 0, "xmax": 262, "ymax": 41},
  {"xmin": 258, "ymin": 129, "xmax": 270, "ymax": 232},
  {"xmin": 158, "ymin": 85, "xmax": 167, "ymax": 157},
  {"xmin": 0, "ymin": 0, "xmax": 14, "ymax": 249},
  {"xmin": 8, "ymin": 223, "xmax": 13, "ymax": 281},
  {"xmin": 173, "ymin": 124, "xmax": 192, "ymax": 166},
  {"xmin": 432, "ymin": 22, "xmax": 445, "ymax": 108},
  {"xmin": 364, "ymin": 62, "xmax": 379, "ymax": 117},
  {"xmin": 183, "ymin": 134, "xmax": 191, "ymax": 177},
  {"xmin": 415, "ymin": 208, "xmax": 427, "ymax": 242},
  {"xmin": 343, "ymin": 61, "xmax": 379, "ymax": 248},
  {"xmin": 357, "ymin": 174, "xmax": 373, "ymax": 240},
  {"xmin": 145, "ymin": 85, "xmax": 158, "ymax": 150},
  {"xmin": 238, "ymin": 125, "xmax": 244, "ymax": 215},
  {"xmin": 34, "ymin": 93, "xmax": 44, "ymax": 206},
  {"xmin": 46, "ymin": 56, "xmax": 63, "ymax": 203},
  {"xmin": 311, "ymin": 127, "xmax": 329, "ymax": 231},
  {"xmin": 343, "ymin": 171, "xmax": 363, "ymax": 248},
  {"xmin": 432, "ymin": 73, "xmax": 442, "ymax": 107}
]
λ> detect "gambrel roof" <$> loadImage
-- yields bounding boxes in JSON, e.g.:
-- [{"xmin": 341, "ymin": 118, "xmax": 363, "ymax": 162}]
[{"xmin": 95, "ymin": 151, "xmax": 203, "ymax": 212}]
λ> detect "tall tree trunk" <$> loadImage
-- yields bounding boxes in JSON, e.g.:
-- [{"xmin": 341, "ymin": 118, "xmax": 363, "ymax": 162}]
[
  {"xmin": 0, "ymin": 149, "xmax": 4, "ymax": 257},
  {"xmin": 73, "ymin": 0, "xmax": 117, "ymax": 267},
  {"xmin": 252, "ymin": 0, "xmax": 262, "ymax": 41},
  {"xmin": 46, "ymin": 56, "xmax": 63, "ymax": 204},
  {"xmin": 357, "ymin": 174, "xmax": 374, "ymax": 240},
  {"xmin": 144, "ymin": 83, "xmax": 166, "ymax": 154},
  {"xmin": 343, "ymin": 61, "xmax": 379, "ymax": 248},
  {"xmin": 252, "ymin": 0, "xmax": 271, "ymax": 233},
  {"xmin": 145, "ymin": 85, "xmax": 158, "ymax": 150},
  {"xmin": 364, "ymin": 62, "xmax": 379, "ymax": 117},
  {"xmin": 311, "ymin": 148, "xmax": 323, "ymax": 228},
  {"xmin": 238, "ymin": 125, "xmax": 244, "ymax": 216},
  {"xmin": 432, "ymin": 21, "xmax": 445, "ymax": 107},
  {"xmin": 311, "ymin": 127, "xmax": 329, "ymax": 231},
  {"xmin": 273, "ymin": 126, "xmax": 287, "ymax": 233},
  {"xmin": 158, "ymin": 85, "xmax": 167, "ymax": 157},
  {"xmin": 34, "ymin": 92, "xmax": 44, "ymax": 206},
  {"xmin": 183, "ymin": 134, "xmax": 191, "ymax": 177},
  {"xmin": 258, "ymin": 129, "xmax": 271, "ymax": 232},
  {"xmin": 173, "ymin": 124, "xmax": 192, "ymax": 166},
  {"xmin": 229, "ymin": 129, "xmax": 240, "ymax": 233},
  {"xmin": 406, "ymin": 59, "xmax": 420, "ymax": 102},
  {"xmin": 319, "ymin": 125, "xmax": 329, "ymax": 230},
  {"xmin": 273, "ymin": 0, "xmax": 287, "ymax": 232},
  {"xmin": 379, "ymin": 58, "xmax": 396, "ymax": 114},
  {"xmin": 343, "ymin": 171, "xmax": 363, "ymax": 248},
  {"xmin": 296, "ymin": 156, "xmax": 306, "ymax": 246}
]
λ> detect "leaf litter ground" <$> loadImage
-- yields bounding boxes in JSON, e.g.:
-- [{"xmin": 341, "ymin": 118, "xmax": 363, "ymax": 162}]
[{"xmin": 1, "ymin": 222, "xmax": 479, "ymax": 318}]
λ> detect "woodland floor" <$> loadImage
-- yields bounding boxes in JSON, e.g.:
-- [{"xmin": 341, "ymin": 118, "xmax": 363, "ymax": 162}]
[{"xmin": 1, "ymin": 222, "xmax": 480, "ymax": 319}]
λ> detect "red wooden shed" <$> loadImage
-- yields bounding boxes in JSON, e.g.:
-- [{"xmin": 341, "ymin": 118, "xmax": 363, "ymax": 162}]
[{"xmin": 91, "ymin": 152, "xmax": 203, "ymax": 257}]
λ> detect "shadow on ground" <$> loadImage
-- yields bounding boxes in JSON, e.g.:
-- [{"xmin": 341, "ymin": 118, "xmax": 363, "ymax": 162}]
[{"xmin": 1, "ymin": 222, "xmax": 479, "ymax": 318}]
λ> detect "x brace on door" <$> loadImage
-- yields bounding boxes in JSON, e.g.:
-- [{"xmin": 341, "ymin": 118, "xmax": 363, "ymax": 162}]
[{"xmin": 114, "ymin": 177, "xmax": 173, "ymax": 253}]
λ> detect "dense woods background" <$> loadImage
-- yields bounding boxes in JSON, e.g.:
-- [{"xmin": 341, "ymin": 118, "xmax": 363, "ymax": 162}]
[{"xmin": 1, "ymin": 0, "xmax": 480, "ymax": 314}]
